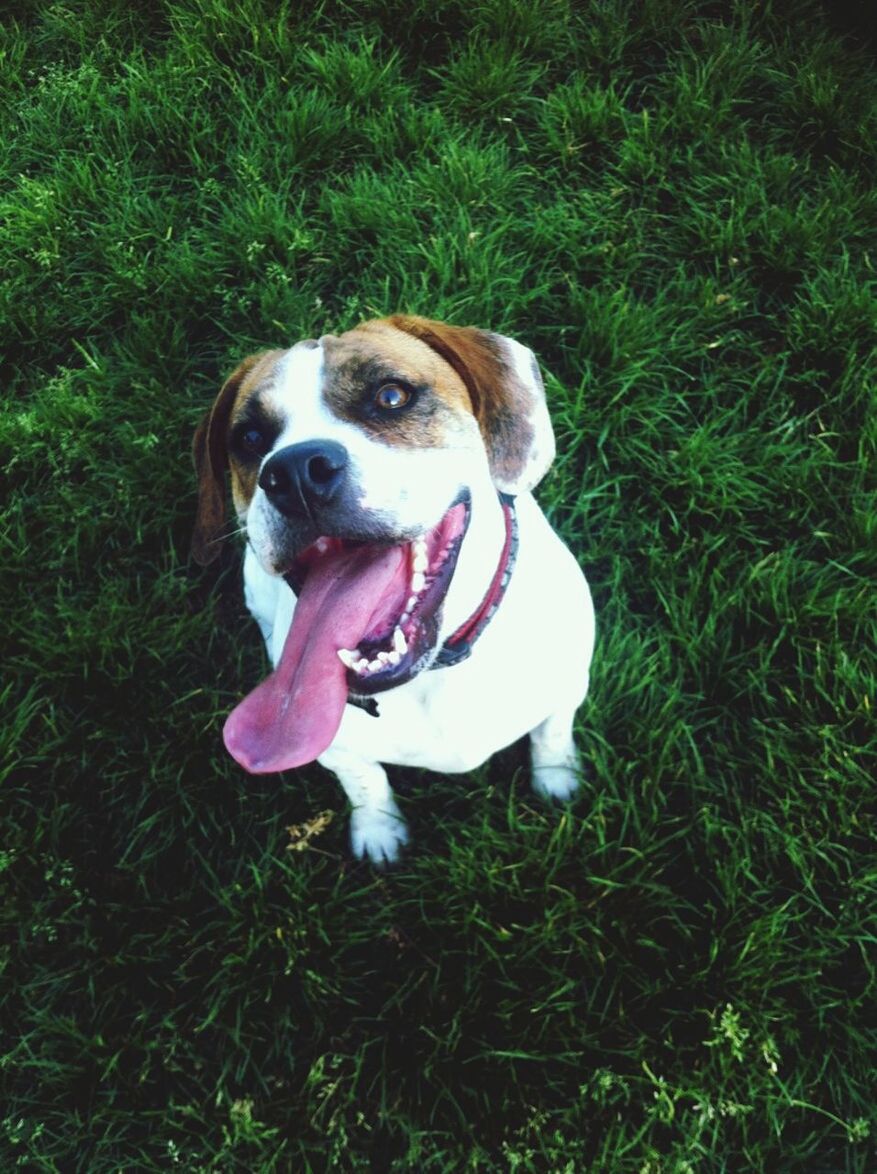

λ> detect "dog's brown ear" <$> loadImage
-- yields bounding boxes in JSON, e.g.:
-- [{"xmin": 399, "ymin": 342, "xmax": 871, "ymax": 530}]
[
  {"xmin": 383, "ymin": 314, "xmax": 556, "ymax": 495},
  {"xmin": 190, "ymin": 355, "xmax": 262, "ymax": 566}
]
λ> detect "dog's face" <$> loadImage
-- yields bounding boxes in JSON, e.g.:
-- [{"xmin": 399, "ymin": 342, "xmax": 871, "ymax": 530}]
[
  {"xmin": 217, "ymin": 326, "xmax": 484, "ymax": 576},
  {"xmin": 193, "ymin": 315, "xmax": 555, "ymax": 573},
  {"xmin": 192, "ymin": 316, "xmax": 555, "ymax": 731}
]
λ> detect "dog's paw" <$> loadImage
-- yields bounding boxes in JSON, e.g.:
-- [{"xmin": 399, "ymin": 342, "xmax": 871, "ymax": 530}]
[
  {"xmin": 350, "ymin": 803, "xmax": 409, "ymax": 866},
  {"xmin": 531, "ymin": 763, "xmax": 582, "ymax": 803}
]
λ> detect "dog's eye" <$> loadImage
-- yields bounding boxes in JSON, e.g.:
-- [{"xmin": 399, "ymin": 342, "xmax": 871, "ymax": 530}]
[
  {"xmin": 374, "ymin": 383, "xmax": 412, "ymax": 411},
  {"xmin": 236, "ymin": 427, "xmax": 269, "ymax": 457}
]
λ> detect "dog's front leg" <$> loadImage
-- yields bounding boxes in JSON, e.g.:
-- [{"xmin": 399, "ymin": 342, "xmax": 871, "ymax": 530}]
[
  {"xmin": 317, "ymin": 746, "xmax": 409, "ymax": 866},
  {"xmin": 529, "ymin": 702, "xmax": 584, "ymax": 802}
]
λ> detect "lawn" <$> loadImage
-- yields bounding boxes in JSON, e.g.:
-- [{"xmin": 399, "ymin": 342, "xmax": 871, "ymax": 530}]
[{"xmin": 1, "ymin": 0, "xmax": 875, "ymax": 1169}]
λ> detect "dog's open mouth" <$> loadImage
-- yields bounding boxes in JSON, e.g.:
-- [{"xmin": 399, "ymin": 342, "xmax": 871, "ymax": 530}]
[
  {"xmin": 294, "ymin": 501, "xmax": 471, "ymax": 696},
  {"xmin": 223, "ymin": 498, "xmax": 471, "ymax": 774}
]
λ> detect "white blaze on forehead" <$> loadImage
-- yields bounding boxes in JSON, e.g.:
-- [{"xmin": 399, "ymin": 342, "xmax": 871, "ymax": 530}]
[
  {"xmin": 261, "ymin": 340, "xmax": 333, "ymax": 444},
  {"xmin": 262, "ymin": 338, "xmax": 390, "ymax": 457}
]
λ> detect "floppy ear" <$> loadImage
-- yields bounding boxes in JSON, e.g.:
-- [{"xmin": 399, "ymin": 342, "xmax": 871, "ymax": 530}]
[
  {"xmin": 383, "ymin": 314, "xmax": 556, "ymax": 495},
  {"xmin": 190, "ymin": 355, "xmax": 261, "ymax": 566}
]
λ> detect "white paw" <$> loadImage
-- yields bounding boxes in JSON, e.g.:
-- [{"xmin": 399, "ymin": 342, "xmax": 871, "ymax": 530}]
[
  {"xmin": 350, "ymin": 803, "xmax": 410, "ymax": 866},
  {"xmin": 532, "ymin": 763, "xmax": 581, "ymax": 802}
]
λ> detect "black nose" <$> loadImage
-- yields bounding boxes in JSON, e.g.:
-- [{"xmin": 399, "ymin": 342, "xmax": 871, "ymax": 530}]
[{"xmin": 258, "ymin": 440, "xmax": 349, "ymax": 517}]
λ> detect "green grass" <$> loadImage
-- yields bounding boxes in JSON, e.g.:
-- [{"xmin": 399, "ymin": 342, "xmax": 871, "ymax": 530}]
[{"xmin": 1, "ymin": 0, "xmax": 875, "ymax": 1168}]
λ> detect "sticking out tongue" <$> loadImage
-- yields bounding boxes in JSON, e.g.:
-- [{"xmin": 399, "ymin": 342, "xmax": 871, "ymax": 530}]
[{"xmin": 223, "ymin": 544, "xmax": 407, "ymax": 773}]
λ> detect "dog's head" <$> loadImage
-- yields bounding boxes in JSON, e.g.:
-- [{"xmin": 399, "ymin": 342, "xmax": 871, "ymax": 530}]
[
  {"xmin": 192, "ymin": 315, "xmax": 554, "ymax": 566},
  {"xmin": 191, "ymin": 316, "xmax": 556, "ymax": 770}
]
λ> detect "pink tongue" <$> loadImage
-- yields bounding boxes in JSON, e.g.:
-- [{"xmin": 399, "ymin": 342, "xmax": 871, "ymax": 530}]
[{"xmin": 223, "ymin": 545, "xmax": 407, "ymax": 773}]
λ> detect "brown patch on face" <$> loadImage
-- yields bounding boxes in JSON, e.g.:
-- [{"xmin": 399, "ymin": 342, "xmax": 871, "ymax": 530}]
[
  {"xmin": 319, "ymin": 322, "xmax": 478, "ymax": 451},
  {"xmin": 376, "ymin": 315, "xmax": 539, "ymax": 491},
  {"xmin": 190, "ymin": 349, "xmax": 285, "ymax": 565}
]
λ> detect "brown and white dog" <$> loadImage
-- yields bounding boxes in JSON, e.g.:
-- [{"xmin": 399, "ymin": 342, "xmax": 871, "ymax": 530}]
[{"xmin": 192, "ymin": 315, "xmax": 595, "ymax": 863}]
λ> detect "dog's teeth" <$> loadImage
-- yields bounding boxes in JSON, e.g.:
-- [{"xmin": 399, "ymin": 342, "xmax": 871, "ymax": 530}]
[
  {"xmin": 337, "ymin": 648, "xmax": 360, "ymax": 669},
  {"xmin": 393, "ymin": 627, "xmax": 408, "ymax": 655},
  {"xmin": 406, "ymin": 595, "xmax": 417, "ymax": 613},
  {"xmin": 388, "ymin": 649, "xmax": 401, "ymax": 666},
  {"xmin": 368, "ymin": 657, "xmax": 383, "ymax": 673},
  {"xmin": 399, "ymin": 611, "xmax": 410, "ymax": 626},
  {"xmin": 355, "ymin": 658, "xmax": 370, "ymax": 674},
  {"xmin": 411, "ymin": 572, "xmax": 426, "ymax": 593},
  {"xmin": 377, "ymin": 651, "xmax": 391, "ymax": 664},
  {"xmin": 412, "ymin": 549, "xmax": 428, "ymax": 573}
]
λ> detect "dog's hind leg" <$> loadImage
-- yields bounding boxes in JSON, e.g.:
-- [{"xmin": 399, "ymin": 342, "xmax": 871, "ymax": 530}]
[
  {"xmin": 317, "ymin": 747, "xmax": 409, "ymax": 866},
  {"xmin": 529, "ymin": 701, "xmax": 584, "ymax": 802}
]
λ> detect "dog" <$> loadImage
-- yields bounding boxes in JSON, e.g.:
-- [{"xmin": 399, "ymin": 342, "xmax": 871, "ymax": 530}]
[{"xmin": 192, "ymin": 315, "xmax": 595, "ymax": 863}]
